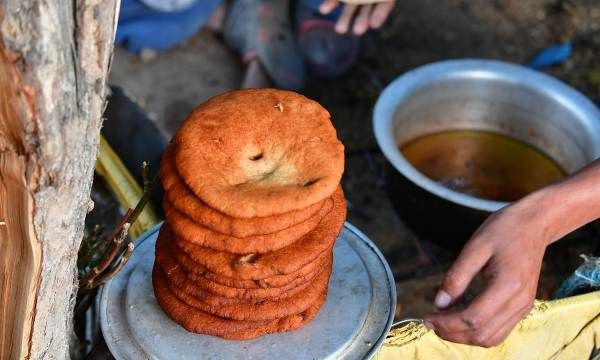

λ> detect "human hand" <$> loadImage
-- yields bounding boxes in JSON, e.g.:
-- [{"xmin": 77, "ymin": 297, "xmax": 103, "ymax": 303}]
[
  {"xmin": 319, "ymin": 0, "xmax": 396, "ymax": 36},
  {"xmin": 424, "ymin": 193, "xmax": 554, "ymax": 347}
]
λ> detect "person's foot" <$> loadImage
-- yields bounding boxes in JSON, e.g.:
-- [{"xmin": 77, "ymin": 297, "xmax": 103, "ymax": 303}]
[
  {"xmin": 241, "ymin": 59, "xmax": 272, "ymax": 88},
  {"xmin": 224, "ymin": 0, "xmax": 305, "ymax": 90}
]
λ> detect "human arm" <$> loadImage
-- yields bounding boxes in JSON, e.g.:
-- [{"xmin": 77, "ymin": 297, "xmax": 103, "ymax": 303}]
[{"xmin": 424, "ymin": 159, "xmax": 600, "ymax": 347}]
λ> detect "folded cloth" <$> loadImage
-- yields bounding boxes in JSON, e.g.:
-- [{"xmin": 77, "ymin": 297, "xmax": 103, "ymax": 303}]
[{"xmin": 375, "ymin": 291, "xmax": 600, "ymax": 360}]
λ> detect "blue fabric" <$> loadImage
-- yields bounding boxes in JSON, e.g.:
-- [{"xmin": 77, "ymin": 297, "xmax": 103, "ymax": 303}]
[
  {"xmin": 526, "ymin": 41, "xmax": 573, "ymax": 70},
  {"xmin": 554, "ymin": 255, "xmax": 600, "ymax": 299},
  {"xmin": 116, "ymin": 0, "xmax": 342, "ymax": 53},
  {"xmin": 116, "ymin": 0, "xmax": 222, "ymax": 53}
]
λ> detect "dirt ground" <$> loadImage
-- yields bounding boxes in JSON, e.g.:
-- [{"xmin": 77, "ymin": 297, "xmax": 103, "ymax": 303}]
[{"xmin": 108, "ymin": 0, "xmax": 600, "ymax": 319}]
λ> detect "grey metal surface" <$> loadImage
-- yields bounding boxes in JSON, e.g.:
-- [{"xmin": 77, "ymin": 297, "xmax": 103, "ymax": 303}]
[
  {"xmin": 99, "ymin": 224, "xmax": 161, "ymax": 360},
  {"xmin": 100, "ymin": 223, "xmax": 395, "ymax": 360},
  {"xmin": 373, "ymin": 59, "xmax": 600, "ymax": 213}
]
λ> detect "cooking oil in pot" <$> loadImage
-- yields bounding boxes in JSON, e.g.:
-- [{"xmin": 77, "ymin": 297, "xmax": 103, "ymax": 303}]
[{"xmin": 400, "ymin": 130, "xmax": 566, "ymax": 202}]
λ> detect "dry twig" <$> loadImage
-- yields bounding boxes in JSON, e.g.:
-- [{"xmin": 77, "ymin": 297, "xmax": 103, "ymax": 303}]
[
  {"xmin": 88, "ymin": 242, "xmax": 135, "ymax": 289},
  {"xmin": 77, "ymin": 174, "xmax": 158, "ymax": 290},
  {"xmin": 80, "ymin": 222, "xmax": 130, "ymax": 289}
]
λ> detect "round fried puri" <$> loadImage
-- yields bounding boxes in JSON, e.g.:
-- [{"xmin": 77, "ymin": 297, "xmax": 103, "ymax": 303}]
[
  {"xmin": 161, "ymin": 146, "xmax": 327, "ymax": 237},
  {"xmin": 170, "ymin": 186, "xmax": 345, "ymax": 279},
  {"xmin": 168, "ymin": 235, "xmax": 328, "ymax": 289},
  {"xmin": 156, "ymin": 233, "xmax": 329, "ymax": 301},
  {"xmin": 172, "ymin": 89, "xmax": 345, "ymax": 218},
  {"xmin": 161, "ymin": 258, "xmax": 316, "ymax": 305},
  {"xmin": 164, "ymin": 194, "xmax": 332, "ymax": 254},
  {"xmin": 153, "ymin": 267, "xmax": 326, "ymax": 340},
  {"xmin": 164, "ymin": 259, "xmax": 331, "ymax": 321}
]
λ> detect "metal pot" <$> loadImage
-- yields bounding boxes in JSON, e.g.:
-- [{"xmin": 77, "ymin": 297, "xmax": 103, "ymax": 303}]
[{"xmin": 373, "ymin": 59, "xmax": 600, "ymax": 251}]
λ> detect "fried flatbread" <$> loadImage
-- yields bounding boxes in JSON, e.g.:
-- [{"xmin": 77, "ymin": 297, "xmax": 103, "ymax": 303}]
[
  {"xmin": 153, "ymin": 266, "xmax": 326, "ymax": 340},
  {"xmin": 164, "ymin": 194, "xmax": 332, "ymax": 254},
  {"xmin": 172, "ymin": 89, "xmax": 344, "ymax": 218},
  {"xmin": 161, "ymin": 145, "xmax": 327, "ymax": 237},
  {"xmin": 169, "ymin": 187, "xmax": 345, "ymax": 279}
]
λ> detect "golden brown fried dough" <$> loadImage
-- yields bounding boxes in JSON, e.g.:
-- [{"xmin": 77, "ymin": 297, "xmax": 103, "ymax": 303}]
[
  {"xmin": 164, "ymin": 195, "xmax": 332, "ymax": 254},
  {"xmin": 172, "ymin": 89, "xmax": 344, "ymax": 218},
  {"xmin": 153, "ymin": 88, "xmax": 346, "ymax": 339},
  {"xmin": 167, "ymin": 235, "xmax": 328, "ymax": 289},
  {"xmin": 170, "ymin": 186, "xmax": 345, "ymax": 279},
  {"xmin": 161, "ymin": 145, "xmax": 327, "ymax": 237},
  {"xmin": 163, "ymin": 259, "xmax": 331, "ymax": 321},
  {"xmin": 155, "ymin": 234, "xmax": 329, "ymax": 301},
  {"xmin": 153, "ymin": 266, "xmax": 326, "ymax": 340}
]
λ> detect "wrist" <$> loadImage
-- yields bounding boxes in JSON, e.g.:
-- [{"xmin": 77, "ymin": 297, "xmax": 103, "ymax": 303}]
[
  {"xmin": 514, "ymin": 185, "xmax": 560, "ymax": 247},
  {"xmin": 531, "ymin": 184, "xmax": 566, "ymax": 245},
  {"xmin": 518, "ymin": 167, "xmax": 600, "ymax": 246}
]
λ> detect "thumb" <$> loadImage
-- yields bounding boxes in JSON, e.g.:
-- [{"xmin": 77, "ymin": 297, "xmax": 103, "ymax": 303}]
[{"xmin": 436, "ymin": 241, "xmax": 492, "ymax": 309}]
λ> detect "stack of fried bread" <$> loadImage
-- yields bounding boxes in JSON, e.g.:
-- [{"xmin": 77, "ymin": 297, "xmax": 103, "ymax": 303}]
[{"xmin": 153, "ymin": 89, "xmax": 346, "ymax": 340}]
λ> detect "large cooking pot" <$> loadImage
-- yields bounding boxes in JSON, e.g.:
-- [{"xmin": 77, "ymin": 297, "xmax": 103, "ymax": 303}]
[{"xmin": 374, "ymin": 59, "xmax": 600, "ymax": 251}]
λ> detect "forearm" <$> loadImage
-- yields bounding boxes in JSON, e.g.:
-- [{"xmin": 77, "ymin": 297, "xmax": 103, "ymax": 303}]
[{"xmin": 528, "ymin": 158, "xmax": 600, "ymax": 245}]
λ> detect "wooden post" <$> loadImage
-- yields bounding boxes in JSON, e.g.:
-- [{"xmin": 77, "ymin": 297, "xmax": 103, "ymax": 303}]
[{"xmin": 0, "ymin": 1, "xmax": 118, "ymax": 358}]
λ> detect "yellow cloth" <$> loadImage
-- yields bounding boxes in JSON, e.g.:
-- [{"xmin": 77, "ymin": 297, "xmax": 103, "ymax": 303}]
[{"xmin": 375, "ymin": 291, "xmax": 600, "ymax": 360}]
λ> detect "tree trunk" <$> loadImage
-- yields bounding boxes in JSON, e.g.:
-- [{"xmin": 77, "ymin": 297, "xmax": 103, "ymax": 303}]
[{"xmin": 0, "ymin": 1, "xmax": 118, "ymax": 359}]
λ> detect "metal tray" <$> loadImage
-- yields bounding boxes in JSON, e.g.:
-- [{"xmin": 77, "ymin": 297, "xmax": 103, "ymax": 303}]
[{"xmin": 100, "ymin": 222, "xmax": 395, "ymax": 359}]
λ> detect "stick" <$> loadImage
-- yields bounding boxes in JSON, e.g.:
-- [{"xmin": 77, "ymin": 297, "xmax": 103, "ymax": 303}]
[
  {"xmin": 80, "ymin": 222, "xmax": 130, "ymax": 288},
  {"xmin": 87, "ymin": 242, "xmax": 135, "ymax": 289}
]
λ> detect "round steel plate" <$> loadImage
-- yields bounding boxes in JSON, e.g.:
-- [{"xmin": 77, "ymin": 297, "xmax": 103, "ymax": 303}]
[{"xmin": 100, "ymin": 222, "xmax": 395, "ymax": 359}]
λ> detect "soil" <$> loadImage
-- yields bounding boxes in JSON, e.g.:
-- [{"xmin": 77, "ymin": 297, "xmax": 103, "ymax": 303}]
[{"xmin": 107, "ymin": 0, "xmax": 600, "ymax": 322}]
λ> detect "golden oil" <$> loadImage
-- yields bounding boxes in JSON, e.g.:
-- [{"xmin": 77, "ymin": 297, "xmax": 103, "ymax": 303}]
[{"xmin": 400, "ymin": 130, "xmax": 566, "ymax": 202}]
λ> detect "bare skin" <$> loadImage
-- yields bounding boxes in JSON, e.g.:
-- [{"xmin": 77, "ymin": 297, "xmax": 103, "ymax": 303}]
[
  {"xmin": 319, "ymin": 0, "xmax": 396, "ymax": 35},
  {"xmin": 241, "ymin": 0, "xmax": 397, "ymax": 88},
  {"xmin": 241, "ymin": 59, "xmax": 271, "ymax": 89},
  {"xmin": 425, "ymin": 159, "xmax": 600, "ymax": 347}
]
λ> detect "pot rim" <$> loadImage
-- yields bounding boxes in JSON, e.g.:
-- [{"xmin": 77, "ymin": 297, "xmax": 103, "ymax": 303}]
[{"xmin": 373, "ymin": 58, "xmax": 600, "ymax": 213}]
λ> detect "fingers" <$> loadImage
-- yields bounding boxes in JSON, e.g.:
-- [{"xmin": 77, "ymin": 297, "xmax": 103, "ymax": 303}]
[
  {"xmin": 319, "ymin": 0, "xmax": 340, "ymax": 14},
  {"xmin": 334, "ymin": 4, "xmax": 358, "ymax": 34},
  {"xmin": 426, "ymin": 273, "xmax": 526, "ymax": 335},
  {"xmin": 352, "ymin": 5, "xmax": 372, "ymax": 35},
  {"xmin": 326, "ymin": 1, "xmax": 395, "ymax": 35},
  {"xmin": 484, "ymin": 302, "xmax": 532, "ymax": 347},
  {"xmin": 435, "ymin": 240, "xmax": 493, "ymax": 309},
  {"xmin": 369, "ymin": 1, "xmax": 395, "ymax": 28},
  {"xmin": 429, "ymin": 296, "xmax": 532, "ymax": 347}
]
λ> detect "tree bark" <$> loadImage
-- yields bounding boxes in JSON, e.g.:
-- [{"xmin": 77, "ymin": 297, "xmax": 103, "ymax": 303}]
[{"xmin": 0, "ymin": 1, "xmax": 118, "ymax": 359}]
